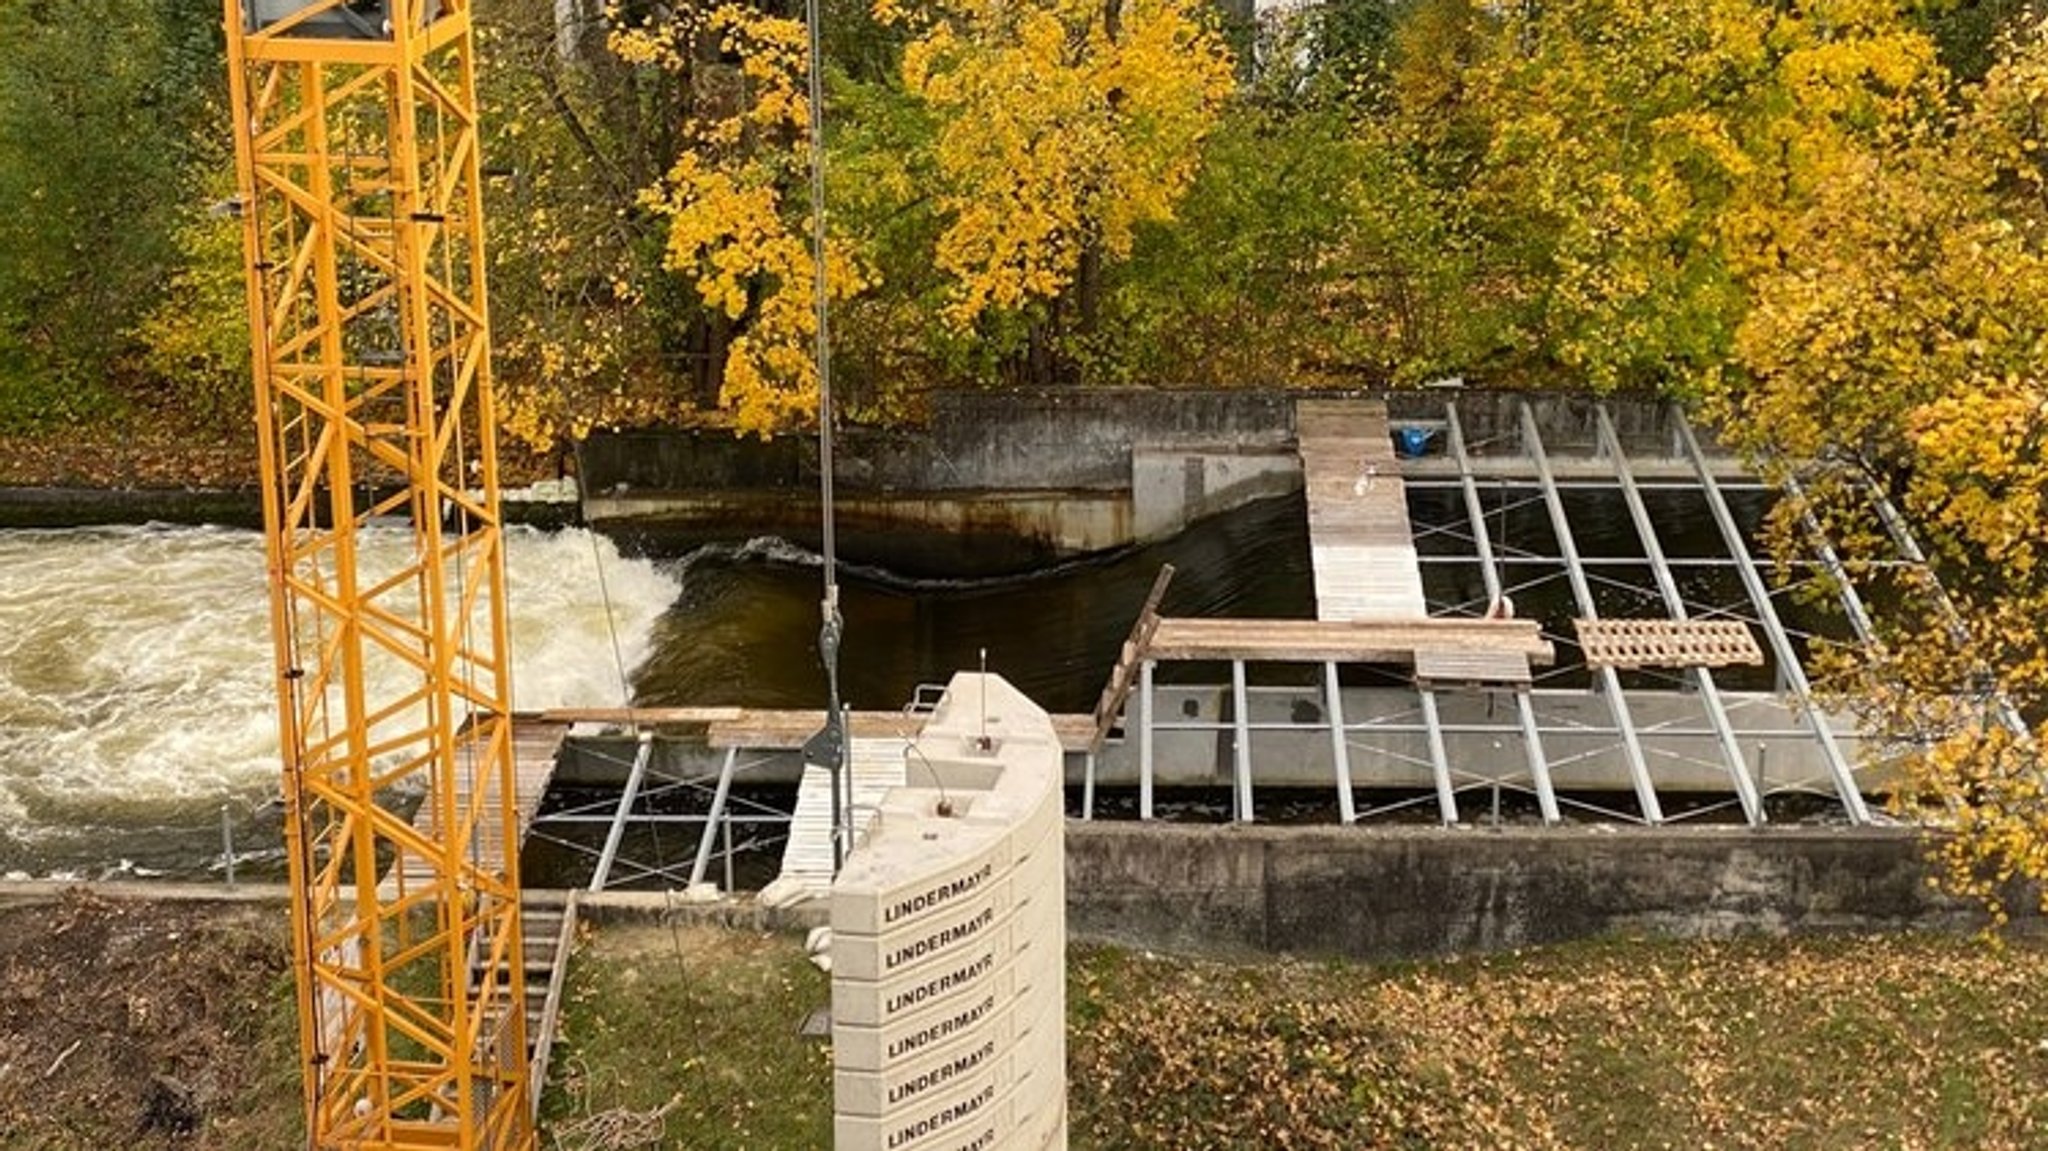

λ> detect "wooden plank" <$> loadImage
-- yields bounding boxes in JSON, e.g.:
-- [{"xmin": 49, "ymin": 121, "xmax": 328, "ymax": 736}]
[
  {"xmin": 1148, "ymin": 616, "xmax": 1554, "ymax": 665},
  {"xmin": 537, "ymin": 706, "xmax": 744, "ymax": 726},
  {"xmin": 776, "ymin": 736, "xmax": 909, "ymax": 898},
  {"xmin": 1414, "ymin": 648, "xmax": 1533, "ymax": 687},
  {"xmin": 705, "ymin": 707, "xmax": 1099, "ymax": 753},
  {"xmin": 1089, "ymin": 564, "xmax": 1175, "ymax": 752},
  {"xmin": 1576, "ymin": 618, "xmax": 1765, "ymax": 670},
  {"xmin": 1296, "ymin": 397, "xmax": 1428, "ymax": 621},
  {"xmin": 706, "ymin": 710, "xmax": 925, "ymax": 750},
  {"xmin": 396, "ymin": 719, "xmax": 567, "ymax": 889}
]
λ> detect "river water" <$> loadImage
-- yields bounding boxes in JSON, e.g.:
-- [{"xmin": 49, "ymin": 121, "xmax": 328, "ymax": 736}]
[
  {"xmin": 0, "ymin": 485, "xmax": 1805, "ymax": 880},
  {"xmin": 0, "ymin": 524, "xmax": 679, "ymax": 879}
]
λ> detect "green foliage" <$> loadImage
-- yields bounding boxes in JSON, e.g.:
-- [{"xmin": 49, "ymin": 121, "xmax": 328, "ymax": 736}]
[
  {"xmin": 130, "ymin": 164, "xmax": 250, "ymax": 436},
  {"xmin": 1108, "ymin": 103, "xmax": 1373, "ymax": 384},
  {"xmin": 0, "ymin": 0, "xmax": 219, "ymax": 430}
]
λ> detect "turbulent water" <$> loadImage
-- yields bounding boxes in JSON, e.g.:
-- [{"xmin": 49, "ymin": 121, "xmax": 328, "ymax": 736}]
[
  {"xmin": 0, "ymin": 486, "xmax": 1809, "ymax": 879},
  {"xmin": 0, "ymin": 524, "xmax": 679, "ymax": 878}
]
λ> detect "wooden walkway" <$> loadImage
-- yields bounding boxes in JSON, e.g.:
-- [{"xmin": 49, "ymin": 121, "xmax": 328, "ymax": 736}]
[
  {"xmin": 1297, "ymin": 397, "xmax": 1428, "ymax": 620},
  {"xmin": 775, "ymin": 737, "xmax": 909, "ymax": 899},
  {"xmin": 541, "ymin": 705, "xmax": 1097, "ymax": 752},
  {"xmin": 399, "ymin": 719, "xmax": 568, "ymax": 886}
]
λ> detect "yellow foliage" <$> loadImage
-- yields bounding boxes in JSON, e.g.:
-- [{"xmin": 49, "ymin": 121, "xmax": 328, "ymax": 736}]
[
  {"xmin": 609, "ymin": 0, "xmax": 867, "ymax": 437},
  {"xmin": 1712, "ymin": 15, "xmax": 2048, "ymax": 922},
  {"xmin": 882, "ymin": 0, "xmax": 1234, "ymax": 328}
]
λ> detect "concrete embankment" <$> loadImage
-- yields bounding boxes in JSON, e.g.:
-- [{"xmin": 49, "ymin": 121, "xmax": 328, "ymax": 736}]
[
  {"xmin": 1062, "ymin": 823, "xmax": 2028, "ymax": 961},
  {"xmin": 8, "ymin": 821, "xmax": 2025, "ymax": 963}
]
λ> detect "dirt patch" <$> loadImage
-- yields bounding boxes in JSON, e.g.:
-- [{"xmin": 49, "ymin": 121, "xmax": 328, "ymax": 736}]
[{"xmin": 0, "ymin": 890, "xmax": 299, "ymax": 1150}]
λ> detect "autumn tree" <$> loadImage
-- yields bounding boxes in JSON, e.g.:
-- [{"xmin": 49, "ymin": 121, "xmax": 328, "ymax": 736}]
[
  {"xmin": 876, "ymin": 0, "xmax": 1234, "ymax": 383},
  {"xmin": 1710, "ymin": 15, "xmax": 2048, "ymax": 919},
  {"xmin": 0, "ymin": 0, "xmax": 221, "ymax": 430},
  {"xmin": 473, "ymin": 0, "xmax": 711, "ymax": 451}
]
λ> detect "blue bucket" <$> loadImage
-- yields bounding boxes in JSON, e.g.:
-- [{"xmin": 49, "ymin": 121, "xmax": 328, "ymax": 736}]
[{"xmin": 1395, "ymin": 426, "xmax": 1433, "ymax": 458}]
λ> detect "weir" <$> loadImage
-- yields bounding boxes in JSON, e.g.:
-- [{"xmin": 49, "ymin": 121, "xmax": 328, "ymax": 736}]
[{"xmin": 523, "ymin": 390, "xmax": 1942, "ymax": 891}]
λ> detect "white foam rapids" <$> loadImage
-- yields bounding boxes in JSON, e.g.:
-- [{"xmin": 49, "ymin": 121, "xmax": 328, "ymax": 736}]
[{"xmin": 0, "ymin": 524, "xmax": 678, "ymax": 837}]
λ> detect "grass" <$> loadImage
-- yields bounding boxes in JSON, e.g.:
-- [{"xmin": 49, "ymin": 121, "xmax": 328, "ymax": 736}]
[
  {"xmin": 538, "ymin": 921, "xmax": 834, "ymax": 1150},
  {"xmin": 18, "ymin": 895, "xmax": 2046, "ymax": 1150},
  {"xmin": 539, "ymin": 924, "xmax": 2048, "ymax": 1149},
  {"xmin": 1062, "ymin": 933, "xmax": 2048, "ymax": 1150}
]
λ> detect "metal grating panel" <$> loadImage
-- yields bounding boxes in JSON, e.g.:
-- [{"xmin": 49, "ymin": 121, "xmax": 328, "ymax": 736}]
[{"xmin": 1576, "ymin": 619, "xmax": 1764, "ymax": 669}]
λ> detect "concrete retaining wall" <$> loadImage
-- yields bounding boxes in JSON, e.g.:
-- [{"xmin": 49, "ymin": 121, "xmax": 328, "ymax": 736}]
[
  {"xmin": 575, "ymin": 387, "xmax": 1704, "ymax": 570},
  {"xmin": 1064, "ymin": 823, "xmax": 2021, "ymax": 961}
]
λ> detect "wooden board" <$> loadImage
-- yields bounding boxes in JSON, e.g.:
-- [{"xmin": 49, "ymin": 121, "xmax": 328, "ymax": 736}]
[
  {"xmin": 776, "ymin": 737, "xmax": 908, "ymax": 898},
  {"xmin": 1089, "ymin": 564, "xmax": 1175, "ymax": 751},
  {"xmin": 537, "ymin": 706, "xmax": 743, "ymax": 726},
  {"xmin": 706, "ymin": 710, "xmax": 924, "ymax": 750},
  {"xmin": 1296, "ymin": 398, "xmax": 1428, "ymax": 620},
  {"xmin": 1414, "ymin": 648, "xmax": 1533, "ymax": 687},
  {"xmin": 396, "ymin": 719, "xmax": 567, "ymax": 888},
  {"xmin": 706, "ymin": 708, "xmax": 1099, "ymax": 753},
  {"xmin": 1575, "ymin": 618, "xmax": 1765, "ymax": 670},
  {"xmin": 1147, "ymin": 616, "xmax": 1554, "ymax": 665}
]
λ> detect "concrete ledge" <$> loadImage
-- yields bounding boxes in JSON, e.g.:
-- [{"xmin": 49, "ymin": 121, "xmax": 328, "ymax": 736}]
[{"xmin": 1064, "ymin": 822, "xmax": 2028, "ymax": 961}]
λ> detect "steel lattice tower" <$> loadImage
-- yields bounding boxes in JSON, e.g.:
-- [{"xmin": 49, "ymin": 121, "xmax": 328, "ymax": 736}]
[{"xmin": 222, "ymin": 2, "xmax": 534, "ymax": 1146}]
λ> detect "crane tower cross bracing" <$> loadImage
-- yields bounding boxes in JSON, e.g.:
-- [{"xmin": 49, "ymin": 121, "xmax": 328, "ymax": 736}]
[{"xmin": 222, "ymin": 2, "xmax": 535, "ymax": 1147}]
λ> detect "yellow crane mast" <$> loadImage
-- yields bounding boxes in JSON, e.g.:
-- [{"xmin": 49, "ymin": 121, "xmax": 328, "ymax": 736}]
[{"xmin": 222, "ymin": 1, "xmax": 535, "ymax": 1146}]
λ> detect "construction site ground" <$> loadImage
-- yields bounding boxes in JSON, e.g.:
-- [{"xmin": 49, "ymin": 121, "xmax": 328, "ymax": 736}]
[{"xmin": 8, "ymin": 888, "xmax": 2048, "ymax": 1149}]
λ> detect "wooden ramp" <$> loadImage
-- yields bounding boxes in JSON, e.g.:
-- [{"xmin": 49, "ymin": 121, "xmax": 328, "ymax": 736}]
[
  {"xmin": 1297, "ymin": 398, "xmax": 1428, "ymax": 620},
  {"xmin": 774, "ymin": 737, "xmax": 909, "ymax": 899}
]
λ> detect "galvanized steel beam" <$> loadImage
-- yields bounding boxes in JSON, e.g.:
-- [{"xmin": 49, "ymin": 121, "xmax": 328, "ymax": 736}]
[{"xmin": 1521, "ymin": 401, "xmax": 1664, "ymax": 824}]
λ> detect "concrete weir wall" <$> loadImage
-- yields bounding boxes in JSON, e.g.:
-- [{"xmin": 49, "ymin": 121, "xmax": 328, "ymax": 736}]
[
  {"xmin": 1064, "ymin": 823, "xmax": 2016, "ymax": 961},
  {"xmin": 578, "ymin": 387, "xmax": 1698, "ymax": 569}
]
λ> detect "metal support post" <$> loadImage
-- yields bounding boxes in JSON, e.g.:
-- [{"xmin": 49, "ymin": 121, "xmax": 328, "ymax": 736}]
[
  {"xmin": 1324, "ymin": 662, "xmax": 1356, "ymax": 823},
  {"xmin": 1230, "ymin": 659, "xmax": 1254, "ymax": 823},
  {"xmin": 591, "ymin": 732, "xmax": 654, "ymax": 891},
  {"xmin": 1597, "ymin": 406, "xmax": 1763, "ymax": 825},
  {"xmin": 688, "ymin": 747, "xmax": 742, "ymax": 889},
  {"xmin": 220, "ymin": 806, "xmax": 236, "ymax": 888},
  {"xmin": 1864, "ymin": 476, "xmax": 2030, "ymax": 740},
  {"xmin": 1781, "ymin": 472, "xmax": 1876, "ymax": 645},
  {"xmin": 1521, "ymin": 401, "xmax": 1665, "ymax": 824},
  {"xmin": 723, "ymin": 805, "xmax": 735, "ymax": 894},
  {"xmin": 1449, "ymin": 401, "xmax": 1560, "ymax": 824},
  {"xmin": 1082, "ymin": 752, "xmax": 1097, "ymax": 821},
  {"xmin": 1676, "ymin": 414, "xmax": 1870, "ymax": 822},
  {"xmin": 1138, "ymin": 660, "xmax": 1155, "ymax": 821},
  {"xmin": 1419, "ymin": 689, "xmax": 1459, "ymax": 825}
]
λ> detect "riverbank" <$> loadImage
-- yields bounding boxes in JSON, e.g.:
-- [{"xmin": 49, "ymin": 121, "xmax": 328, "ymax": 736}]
[
  {"xmin": 7, "ymin": 887, "xmax": 2048, "ymax": 1149},
  {"xmin": 0, "ymin": 426, "xmax": 574, "ymax": 530},
  {"xmin": 0, "ymin": 425, "xmax": 560, "ymax": 493}
]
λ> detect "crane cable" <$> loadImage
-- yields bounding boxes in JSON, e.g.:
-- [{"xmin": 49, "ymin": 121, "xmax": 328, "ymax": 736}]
[{"xmin": 802, "ymin": 0, "xmax": 850, "ymax": 872}]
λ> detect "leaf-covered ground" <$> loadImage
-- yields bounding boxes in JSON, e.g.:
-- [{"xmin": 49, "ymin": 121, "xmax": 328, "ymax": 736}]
[
  {"xmin": 0, "ymin": 428, "xmax": 259, "ymax": 490},
  {"xmin": 1067, "ymin": 935, "xmax": 2048, "ymax": 1150},
  {"xmin": 0, "ymin": 425, "xmax": 557, "ymax": 491},
  {"xmin": 7, "ymin": 892, "xmax": 2048, "ymax": 1150}
]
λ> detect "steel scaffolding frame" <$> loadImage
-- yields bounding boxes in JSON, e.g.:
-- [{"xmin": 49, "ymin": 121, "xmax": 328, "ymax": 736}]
[
  {"xmin": 1114, "ymin": 396, "xmax": 1927, "ymax": 828},
  {"xmin": 540, "ymin": 396, "xmax": 1977, "ymax": 857},
  {"xmin": 523, "ymin": 738, "xmax": 795, "ymax": 893}
]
